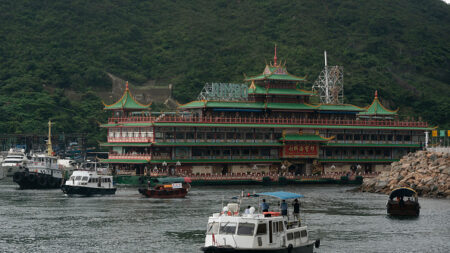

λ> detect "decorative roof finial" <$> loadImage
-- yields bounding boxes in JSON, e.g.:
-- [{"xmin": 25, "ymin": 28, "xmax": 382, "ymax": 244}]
[
  {"xmin": 274, "ymin": 44, "xmax": 278, "ymax": 67},
  {"xmin": 126, "ymin": 81, "xmax": 129, "ymax": 91},
  {"xmin": 375, "ymin": 90, "xmax": 378, "ymax": 98}
]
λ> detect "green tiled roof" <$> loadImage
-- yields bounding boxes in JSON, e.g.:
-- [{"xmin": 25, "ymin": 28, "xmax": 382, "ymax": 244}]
[
  {"xmin": 206, "ymin": 101, "xmax": 266, "ymax": 109},
  {"xmin": 358, "ymin": 93, "xmax": 398, "ymax": 116},
  {"xmin": 179, "ymin": 100, "xmax": 319, "ymax": 111},
  {"xmin": 153, "ymin": 142, "xmax": 283, "ymax": 146},
  {"xmin": 103, "ymin": 85, "xmax": 151, "ymax": 110},
  {"xmin": 100, "ymin": 143, "xmax": 153, "ymax": 147},
  {"xmin": 318, "ymin": 104, "xmax": 365, "ymax": 112},
  {"xmin": 245, "ymin": 73, "xmax": 305, "ymax": 82},
  {"xmin": 178, "ymin": 101, "xmax": 265, "ymax": 109},
  {"xmin": 245, "ymin": 65, "xmax": 306, "ymax": 82},
  {"xmin": 267, "ymin": 103, "xmax": 318, "ymax": 110},
  {"xmin": 248, "ymin": 85, "xmax": 314, "ymax": 96},
  {"xmin": 149, "ymin": 159, "xmax": 281, "ymax": 164},
  {"xmin": 318, "ymin": 159, "xmax": 399, "ymax": 163},
  {"xmin": 325, "ymin": 143, "xmax": 421, "ymax": 148},
  {"xmin": 280, "ymin": 134, "xmax": 330, "ymax": 142},
  {"xmin": 101, "ymin": 159, "xmax": 149, "ymax": 163}
]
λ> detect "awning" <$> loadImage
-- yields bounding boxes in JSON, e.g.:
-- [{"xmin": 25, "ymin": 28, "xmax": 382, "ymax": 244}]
[
  {"xmin": 389, "ymin": 187, "xmax": 417, "ymax": 199},
  {"xmin": 257, "ymin": 191, "xmax": 304, "ymax": 200}
]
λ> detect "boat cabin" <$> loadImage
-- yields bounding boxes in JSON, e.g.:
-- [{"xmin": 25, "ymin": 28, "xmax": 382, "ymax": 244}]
[
  {"xmin": 66, "ymin": 171, "xmax": 114, "ymax": 189},
  {"xmin": 387, "ymin": 187, "xmax": 420, "ymax": 216}
]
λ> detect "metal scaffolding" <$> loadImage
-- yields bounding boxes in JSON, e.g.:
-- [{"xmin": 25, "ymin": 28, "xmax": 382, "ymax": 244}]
[
  {"xmin": 197, "ymin": 83, "xmax": 248, "ymax": 101},
  {"xmin": 312, "ymin": 51, "xmax": 344, "ymax": 104}
]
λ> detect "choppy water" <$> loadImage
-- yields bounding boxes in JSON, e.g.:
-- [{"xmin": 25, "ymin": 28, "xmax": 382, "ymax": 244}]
[{"xmin": 0, "ymin": 179, "xmax": 449, "ymax": 253}]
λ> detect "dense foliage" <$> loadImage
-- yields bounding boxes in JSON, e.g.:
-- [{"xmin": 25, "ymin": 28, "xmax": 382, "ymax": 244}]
[{"xmin": 0, "ymin": 0, "xmax": 449, "ymax": 144}]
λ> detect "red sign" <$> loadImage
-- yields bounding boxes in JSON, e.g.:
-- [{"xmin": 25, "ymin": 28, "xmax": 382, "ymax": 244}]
[{"xmin": 281, "ymin": 143, "xmax": 319, "ymax": 158}]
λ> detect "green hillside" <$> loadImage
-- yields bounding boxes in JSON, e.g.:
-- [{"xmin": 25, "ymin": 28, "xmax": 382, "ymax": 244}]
[{"xmin": 0, "ymin": 0, "xmax": 449, "ymax": 143}]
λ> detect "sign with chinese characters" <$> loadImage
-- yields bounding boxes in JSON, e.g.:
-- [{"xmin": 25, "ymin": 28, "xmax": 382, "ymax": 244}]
[
  {"xmin": 172, "ymin": 183, "xmax": 182, "ymax": 189},
  {"xmin": 281, "ymin": 143, "xmax": 319, "ymax": 158}
]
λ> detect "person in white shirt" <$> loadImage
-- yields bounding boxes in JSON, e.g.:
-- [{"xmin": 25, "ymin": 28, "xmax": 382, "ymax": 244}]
[{"xmin": 244, "ymin": 206, "xmax": 251, "ymax": 214}]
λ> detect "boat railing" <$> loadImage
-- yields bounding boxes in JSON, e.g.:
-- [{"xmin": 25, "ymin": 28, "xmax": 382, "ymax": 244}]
[{"xmin": 107, "ymin": 115, "xmax": 429, "ymax": 128}]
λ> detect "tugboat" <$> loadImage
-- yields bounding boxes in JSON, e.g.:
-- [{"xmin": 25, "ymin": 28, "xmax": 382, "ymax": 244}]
[
  {"xmin": 1, "ymin": 148, "xmax": 29, "ymax": 177},
  {"xmin": 12, "ymin": 120, "xmax": 66, "ymax": 189},
  {"xmin": 12, "ymin": 153, "xmax": 63, "ymax": 189},
  {"xmin": 138, "ymin": 177, "xmax": 191, "ymax": 198},
  {"xmin": 387, "ymin": 187, "xmax": 420, "ymax": 217},
  {"xmin": 61, "ymin": 170, "xmax": 116, "ymax": 196},
  {"xmin": 201, "ymin": 191, "xmax": 320, "ymax": 253}
]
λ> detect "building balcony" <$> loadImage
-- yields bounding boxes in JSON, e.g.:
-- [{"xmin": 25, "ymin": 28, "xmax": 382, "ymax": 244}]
[
  {"xmin": 108, "ymin": 153, "xmax": 152, "ymax": 160},
  {"xmin": 107, "ymin": 115, "xmax": 429, "ymax": 128},
  {"xmin": 107, "ymin": 137, "xmax": 153, "ymax": 143}
]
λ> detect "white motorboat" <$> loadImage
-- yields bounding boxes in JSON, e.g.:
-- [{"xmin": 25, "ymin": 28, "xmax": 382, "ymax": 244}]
[
  {"xmin": 62, "ymin": 170, "xmax": 116, "ymax": 196},
  {"xmin": 1, "ymin": 148, "xmax": 29, "ymax": 177},
  {"xmin": 201, "ymin": 191, "xmax": 320, "ymax": 253}
]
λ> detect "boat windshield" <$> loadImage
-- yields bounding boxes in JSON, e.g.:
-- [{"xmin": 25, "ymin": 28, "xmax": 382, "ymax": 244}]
[
  {"xmin": 82, "ymin": 177, "xmax": 88, "ymax": 181},
  {"xmin": 75, "ymin": 176, "xmax": 82, "ymax": 181},
  {"xmin": 237, "ymin": 223, "xmax": 255, "ymax": 236},
  {"xmin": 219, "ymin": 222, "xmax": 237, "ymax": 235},
  {"xmin": 206, "ymin": 222, "xmax": 219, "ymax": 235}
]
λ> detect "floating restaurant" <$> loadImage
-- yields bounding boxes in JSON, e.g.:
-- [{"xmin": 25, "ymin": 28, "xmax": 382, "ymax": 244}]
[{"xmin": 100, "ymin": 50, "xmax": 432, "ymax": 179}]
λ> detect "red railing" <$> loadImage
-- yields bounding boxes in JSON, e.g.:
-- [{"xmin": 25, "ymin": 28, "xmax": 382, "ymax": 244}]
[
  {"xmin": 182, "ymin": 172, "xmax": 379, "ymax": 181},
  {"xmin": 107, "ymin": 115, "xmax": 428, "ymax": 128}
]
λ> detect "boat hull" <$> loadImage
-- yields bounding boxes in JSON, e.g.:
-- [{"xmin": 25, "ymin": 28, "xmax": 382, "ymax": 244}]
[
  {"xmin": 13, "ymin": 171, "xmax": 63, "ymax": 189},
  {"xmin": 387, "ymin": 202, "xmax": 420, "ymax": 216},
  {"xmin": 138, "ymin": 188, "xmax": 188, "ymax": 198},
  {"xmin": 5, "ymin": 166, "xmax": 23, "ymax": 177},
  {"xmin": 61, "ymin": 185, "xmax": 117, "ymax": 196},
  {"xmin": 201, "ymin": 241, "xmax": 315, "ymax": 253}
]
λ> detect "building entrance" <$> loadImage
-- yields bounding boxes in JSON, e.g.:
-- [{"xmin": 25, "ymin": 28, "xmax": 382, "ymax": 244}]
[{"xmin": 288, "ymin": 164, "xmax": 306, "ymax": 175}]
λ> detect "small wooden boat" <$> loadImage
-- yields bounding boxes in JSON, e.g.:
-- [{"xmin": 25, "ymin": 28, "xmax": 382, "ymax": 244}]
[
  {"xmin": 387, "ymin": 187, "xmax": 420, "ymax": 216},
  {"xmin": 138, "ymin": 177, "xmax": 191, "ymax": 198}
]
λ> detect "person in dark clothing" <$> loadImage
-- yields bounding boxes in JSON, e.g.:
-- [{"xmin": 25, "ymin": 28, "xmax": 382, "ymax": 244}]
[
  {"xmin": 293, "ymin": 199, "xmax": 300, "ymax": 220},
  {"xmin": 280, "ymin": 200, "xmax": 288, "ymax": 216},
  {"xmin": 260, "ymin": 199, "xmax": 269, "ymax": 212},
  {"xmin": 399, "ymin": 197, "xmax": 405, "ymax": 207}
]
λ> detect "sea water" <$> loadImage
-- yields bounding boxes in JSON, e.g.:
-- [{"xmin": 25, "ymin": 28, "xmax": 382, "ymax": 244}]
[{"xmin": 0, "ymin": 179, "xmax": 449, "ymax": 252}]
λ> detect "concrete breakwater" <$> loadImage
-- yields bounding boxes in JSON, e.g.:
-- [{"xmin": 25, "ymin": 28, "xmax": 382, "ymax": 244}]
[{"xmin": 361, "ymin": 151, "xmax": 450, "ymax": 198}]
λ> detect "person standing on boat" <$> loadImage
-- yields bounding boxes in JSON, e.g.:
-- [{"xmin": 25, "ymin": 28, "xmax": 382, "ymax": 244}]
[
  {"xmin": 293, "ymin": 199, "xmax": 300, "ymax": 220},
  {"xmin": 244, "ymin": 206, "xmax": 251, "ymax": 214},
  {"xmin": 280, "ymin": 200, "xmax": 288, "ymax": 216},
  {"xmin": 260, "ymin": 199, "xmax": 269, "ymax": 212}
]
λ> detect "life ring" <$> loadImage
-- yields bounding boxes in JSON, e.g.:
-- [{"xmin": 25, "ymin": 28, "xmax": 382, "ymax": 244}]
[
  {"xmin": 28, "ymin": 173, "xmax": 38, "ymax": 183},
  {"xmin": 13, "ymin": 172, "xmax": 23, "ymax": 182}
]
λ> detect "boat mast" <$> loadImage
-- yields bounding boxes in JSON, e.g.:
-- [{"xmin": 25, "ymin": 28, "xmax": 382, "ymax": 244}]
[{"xmin": 47, "ymin": 120, "xmax": 53, "ymax": 156}]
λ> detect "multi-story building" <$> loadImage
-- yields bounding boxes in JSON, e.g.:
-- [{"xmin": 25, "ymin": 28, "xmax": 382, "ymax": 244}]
[{"xmin": 100, "ymin": 53, "xmax": 431, "ymax": 177}]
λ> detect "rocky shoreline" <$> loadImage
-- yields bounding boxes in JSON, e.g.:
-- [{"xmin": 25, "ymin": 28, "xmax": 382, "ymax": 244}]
[{"xmin": 361, "ymin": 151, "xmax": 450, "ymax": 198}]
